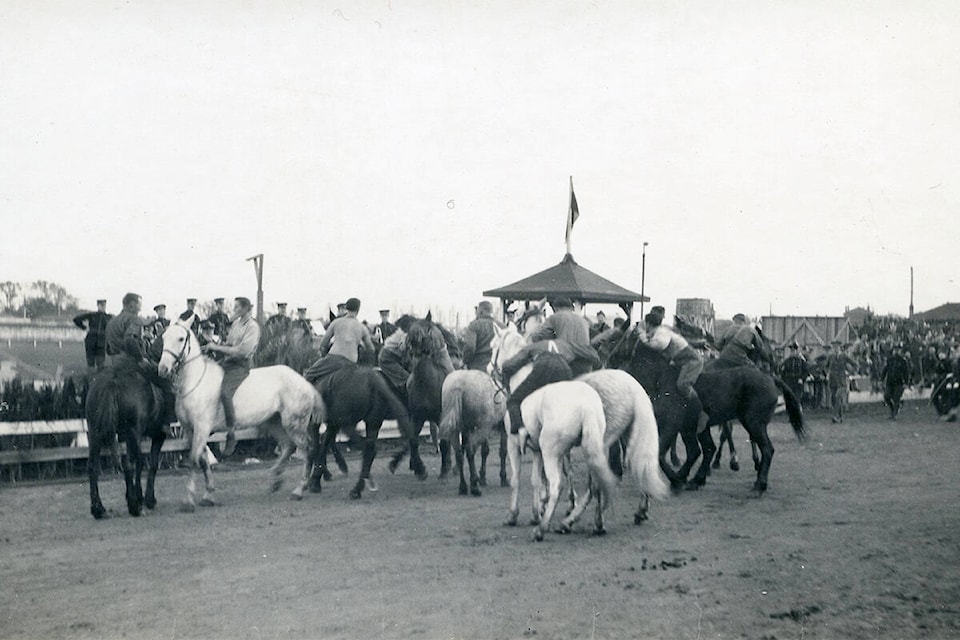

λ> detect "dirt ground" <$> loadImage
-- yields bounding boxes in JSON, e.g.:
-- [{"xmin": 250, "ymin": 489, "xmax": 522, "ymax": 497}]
[{"xmin": 2, "ymin": 398, "xmax": 959, "ymax": 640}]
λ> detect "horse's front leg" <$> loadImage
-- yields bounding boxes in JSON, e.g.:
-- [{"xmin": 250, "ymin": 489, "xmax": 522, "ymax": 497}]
[
  {"xmin": 144, "ymin": 433, "xmax": 165, "ymax": 510},
  {"xmin": 455, "ymin": 435, "xmax": 469, "ymax": 495},
  {"xmin": 503, "ymin": 429, "xmax": 523, "ymax": 526},
  {"xmin": 752, "ymin": 433, "xmax": 775, "ymax": 495},
  {"xmin": 407, "ymin": 433, "xmax": 428, "ymax": 480},
  {"xmin": 498, "ymin": 423, "xmax": 509, "ymax": 487},
  {"xmin": 268, "ymin": 433, "xmax": 296, "ymax": 494},
  {"xmin": 688, "ymin": 428, "xmax": 716, "ymax": 490}
]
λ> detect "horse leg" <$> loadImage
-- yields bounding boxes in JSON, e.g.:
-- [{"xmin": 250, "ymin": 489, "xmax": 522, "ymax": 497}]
[
  {"xmin": 712, "ymin": 424, "xmax": 727, "ymax": 469},
  {"xmin": 88, "ymin": 440, "xmax": 107, "ymax": 519},
  {"xmin": 455, "ymin": 434, "xmax": 469, "ymax": 495},
  {"xmin": 559, "ymin": 472, "xmax": 594, "ymax": 534},
  {"xmin": 268, "ymin": 427, "xmax": 296, "ymax": 494},
  {"xmin": 608, "ymin": 442, "xmax": 624, "ymax": 479},
  {"xmin": 464, "ymin": 435, "xmax": 482, "ymax": 497},
  {"xmin": 407, "ymin": 435, "xmax": 428, "ymax": 481},
  {"xmin": 429, "ymin": 420, "xmax": 441, "ymax": 455},
  {"xmin": 529, "ymin": 450, "xmax": 546, "ymax": 527},
  {"xmin": 727, "ymin": 425, "xmax": 740, "ymax": 471},
  {"xmin": 388, "ymin": 442, "xmax": 408, "ymax": 475},
  {"xmin": 532, "ymin": 449, "xmax": 562, "ymax": 542},
  {"xmin": 144, "ymin": 434, "xmax": 165, "ymax": 510},
  {"xmin": 478, "ymin": 439, "xmax": 490, "ymax": 486},
  {"xmin": 310, "ymin": 428, "xmax": 336, "ymax": 493},
  {"xmin": 669, "ymin": 435, "xmax": 680, "ymax": 468},
  {"xmin": 751, "ymin": 428, "xmax": 775, "ymax": 495},
  {"xmin": 750, "ymin": 439, "xmax": 761, "ymax": 472},
  {"xmin": 350, "ymin": 430, "xmax": 379, "ymax": 499},
  {"xmin": 687, "ymin": 428, "xmax": 716, "ymax": 490},
  {"xmin": 634, "ymin": 492, "xmax": 650, "ymax": 525},
  {"xmin": 498, "ymin": 423, "xmax": 509, "ymax": 487},
  {"xmin": 197, "ymin": 449, "xmax": 216, "ymax": 506},
  {"xmin": 438, "ymin": 438, "xmax": 452, "ymax": 480},
  {"xmin": 292, "ymin": 421, "xmax": 320, "ymax": 500},
  {"xmin": 563, "ymin": 454, "xmax": 578, "ymax": 517},
  {"xmin": 331, "ymin": 441, "xmax": 349, "ymax": 475},
  {"xmin": 121, "ymin": 436, "xmax": 143, "ymax": 517},
  {"xmin": 503, "ymin": 429, "xmax": 523, "ymax": 526}
]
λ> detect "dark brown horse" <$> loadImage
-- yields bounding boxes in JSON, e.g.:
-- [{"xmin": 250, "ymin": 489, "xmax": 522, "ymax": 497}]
[
  {"xmin": 85, "ymin": 366, "xmax": 168, "ymax": 519},
  {"xmin": 610, "ymin": 325, "xmax": 806, "ymax": 494}
]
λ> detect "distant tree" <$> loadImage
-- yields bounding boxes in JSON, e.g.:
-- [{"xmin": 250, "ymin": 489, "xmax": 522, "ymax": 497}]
[
  {"xmin": 21, "ymin": 297, "xmax": 58, "ymax": 319},
  {"xmin": 0, "ymin": 281, "xmax": 21, "ymax": 313}
]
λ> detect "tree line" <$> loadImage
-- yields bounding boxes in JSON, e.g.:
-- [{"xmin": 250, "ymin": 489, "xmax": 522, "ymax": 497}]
[{"xmin": 0, "ymin": 281, "xmax": 81, "ymax": 319}]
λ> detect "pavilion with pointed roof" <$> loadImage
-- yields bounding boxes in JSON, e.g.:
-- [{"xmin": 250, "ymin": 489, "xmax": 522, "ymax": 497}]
[{"xmin": 483, "ymin": 252, "xmax": 648, "ymax": 317}]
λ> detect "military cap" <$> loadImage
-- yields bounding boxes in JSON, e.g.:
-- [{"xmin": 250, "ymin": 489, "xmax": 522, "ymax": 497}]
[
  {"xmin": 96, "ymin": 299, "xmax": 107, "ymax": 305},
  {"xmin": 153, "ymin": 304, "xmax": 166, "ymax": 312},
  {"xmin": 214, "ymin": 297, "xmax": 224, "ymax": 304},
  {"xmin": 186, "ymin": 298, "xmax": 197, "ymax": 304}
]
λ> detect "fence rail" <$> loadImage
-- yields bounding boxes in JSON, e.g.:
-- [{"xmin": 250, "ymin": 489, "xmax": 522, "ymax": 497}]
[{"xmin": 0, "ymin": 418, "xmax": 404, "ymax": 481}]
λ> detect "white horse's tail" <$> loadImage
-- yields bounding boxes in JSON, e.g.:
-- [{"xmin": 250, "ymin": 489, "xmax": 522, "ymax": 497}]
[
  {"xmin": 439, "ymin": 380, "xmax": 462, "ymax": 442},
  {"xmin": 624, "ymin": 389, "xmax": 671, "ymax": 500},
  {"xmin": 580, "ymin": 406, "xmax": 619, "ymax": 513},
  {"xmin": 310, "ymin": 387, "xmax": 327, "ymax": 426}
]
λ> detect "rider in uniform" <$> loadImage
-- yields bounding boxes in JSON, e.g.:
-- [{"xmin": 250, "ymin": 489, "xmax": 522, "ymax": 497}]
[
  {"xmin": 206, "ymin": 298, "xmax": 232, "ymax": 344},
  {"xmin": 202, "ymin": 297, "xmax": 261, "ymax": 457},
  {"xmin": 73, "ymin": 299, "xmax": 112, "ymax": 372},
  {"xmin": 106, "ymin": 292, "xmax": 176, "ymax": 432}
]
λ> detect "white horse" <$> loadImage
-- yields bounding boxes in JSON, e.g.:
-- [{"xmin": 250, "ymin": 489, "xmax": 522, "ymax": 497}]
[
  {"xmin": 490, "ymin": 323, "xmax": 670, "ymax": 534},
  {"xmin": 577, "ymin": 369, "xmax": 670, "ymax": 524},
  {"xmin": 521, "ymin": 380, "xmax": 618, "ymax": 541},
  {"xmin": 157, "ymin": 316, "xmax": 325, "ymax": 510},
  {"xmin": 438, "ymin": 369, "xmax": 507, "ymax": 496},
  {"xmin": 517, "ymin": 298, "xmax": 548, "ymax": 341}
]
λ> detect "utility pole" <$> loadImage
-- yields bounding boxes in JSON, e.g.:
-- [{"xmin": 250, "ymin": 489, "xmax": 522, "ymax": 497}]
[
  {"xmin": 247, "ymin": 254, "xmax": 264, "ymax": 325},
  {"xmin": 640, "ymin": 241, "xmax": 649, "ymax": 319}
]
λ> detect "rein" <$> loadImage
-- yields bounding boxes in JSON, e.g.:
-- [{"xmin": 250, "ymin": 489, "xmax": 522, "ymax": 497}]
[{"xmin": 163, "ymin": 325, "xmax": 209, "ymax": 398}]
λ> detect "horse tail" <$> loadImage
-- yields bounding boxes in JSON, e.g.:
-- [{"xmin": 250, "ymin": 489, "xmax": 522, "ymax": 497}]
[
  {"xmin": 86, "ymin": 375, "xmax": 121, "ymax": 449},
  {"xmin": 580, "ymin": 403, "xmax": 619, "ymax": 513},
  {"xmin": 772, "ymin": 375, "xmax": 806, "ymax": 441},
  {"xmin": 624, "ymin": 389, "xmax": 671, "ymax": 500},
  {"xmin": 309, "ymin": 386, "xmax": 326, "ymax": 426},
  {"xmin": 372, "ymin": 371, "xmax": 417, "ymax": 437},
  {"xmin": 438, "ymin": 382, "xmax": 461, "ymax": 442}
]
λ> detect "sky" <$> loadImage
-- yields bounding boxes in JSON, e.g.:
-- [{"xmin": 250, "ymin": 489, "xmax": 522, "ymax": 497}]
[{"xmin": 2, "ymin": 1, "xmax": 958, "ymax": 327}]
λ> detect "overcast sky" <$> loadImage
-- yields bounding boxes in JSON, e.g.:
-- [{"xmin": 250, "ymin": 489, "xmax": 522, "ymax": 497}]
[{"xmin": 2, "ymin": 1, "xmax": 958, "ymax": 325}]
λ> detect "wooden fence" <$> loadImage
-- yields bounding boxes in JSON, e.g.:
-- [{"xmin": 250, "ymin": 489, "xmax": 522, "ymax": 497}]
[{"xmin": 0, "ymin": 419, "xmax": 404, "ymax": 482}]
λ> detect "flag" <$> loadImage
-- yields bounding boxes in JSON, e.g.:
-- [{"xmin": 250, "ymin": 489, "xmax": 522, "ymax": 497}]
[{"xmin": 565, "ymin": 176, "xmax": 579, "ymax": 243}]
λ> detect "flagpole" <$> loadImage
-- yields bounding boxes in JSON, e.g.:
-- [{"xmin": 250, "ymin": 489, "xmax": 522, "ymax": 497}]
[{"xmin": 565, "ymin": 176, "xmax": 577, "ymax": 256}]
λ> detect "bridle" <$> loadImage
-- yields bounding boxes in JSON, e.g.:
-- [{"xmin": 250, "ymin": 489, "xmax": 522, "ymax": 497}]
[{"xmin": 162, "ymin": 324, "xmax": 208, "ymax": 397}]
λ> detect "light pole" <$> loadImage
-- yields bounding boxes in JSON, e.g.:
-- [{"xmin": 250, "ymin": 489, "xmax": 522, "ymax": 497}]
[
  {"xmin": 247, "ymin": 253, "xmax": 264, "ymax": 325},
  {"xmin": 640, "ymin": 241, "xmax": 649, "ymax": 320}
]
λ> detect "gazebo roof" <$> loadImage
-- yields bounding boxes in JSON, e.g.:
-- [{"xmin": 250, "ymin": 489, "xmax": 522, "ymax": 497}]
[{"xmin": 483, "ymin": 253, "xmax": 648, "ymax": 305}]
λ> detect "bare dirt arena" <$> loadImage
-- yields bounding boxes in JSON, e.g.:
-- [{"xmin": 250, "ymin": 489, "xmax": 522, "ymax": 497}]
[{"xmin": 3, "ymin": 399, "xmax": 959, "ymax": 639}]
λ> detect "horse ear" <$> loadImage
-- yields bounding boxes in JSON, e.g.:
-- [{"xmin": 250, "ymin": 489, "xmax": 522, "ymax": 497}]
[{"xmin": 425, "ymin": 310, "xmax": 432, "ymax": 323}]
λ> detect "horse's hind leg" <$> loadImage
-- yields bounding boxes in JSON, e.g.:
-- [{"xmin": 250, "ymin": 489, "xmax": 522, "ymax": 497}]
[
  {"xmin": 439, "ymin": 439, "xmax": 452, "ymax": 479},
  {"xmin": 478, "ymin": 439, "xmax": 490, "ymax": 486},
  {"xmin": 268, "ymin": 430, "xmax": 296, "ymax": 494},
  {"xmin": 388, "ymin": 443, "xmax": 408, "ymax": 475},
  {"xmin": 464, "ymin": 436, "xmax": 482, "ymax": 497},
  {"xmin": 144, "ymin": 434, "xmax": 165, "ymax": 510},
  {"xmin": 559, "ymin": 475, "xmax": 594, "ymax": 534},
  {"xmin": 532, "ymin": 450, "xmax": 563, "ymax": 542},
  {"xmin": 350, "ymin": 431, "xmax": 380, "ymax": 499},
  {"xmin": 88, "ymin": 442, "xmax": 107, "ymax": 520},
  {"xmin": 503, "ymin": 429, "xmax": 523, "ymax": 527},
  {"xmin": 292, "ymin": 421, "xmax": 320, "ymax": 500},
  {"xmin": 455, "ymin": 436, "xmax": 469, "ymax": 495},
  {"xmin": 634, "ymin": 492, "xmax": 650, "ymax": 525},
  {"xmin": 121, "ymin": 437, "xmax": 143, "ymax": 517},
  {"xmin": 331, "ymin": 441, "xmax": 349, "ymax": 475},
  {"xmin": 687, "ymin": 428, "xmax": 716, "ymax": 490},
  {"xmin": 498, "ymin": 423, "xmax": 509, "ymax": 487}
]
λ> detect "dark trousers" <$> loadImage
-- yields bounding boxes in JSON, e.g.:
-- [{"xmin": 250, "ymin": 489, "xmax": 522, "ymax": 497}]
[
  {"xmin": 221, "ymin": 361, "xmax": 251, "ymax": 427},
  {"xmin": 506, "ymin": 352, "xmax": 572, "ymax": 434},
  {"xmin": 884, "ymin": 382, "xmax": 906, "ymax": 415}
]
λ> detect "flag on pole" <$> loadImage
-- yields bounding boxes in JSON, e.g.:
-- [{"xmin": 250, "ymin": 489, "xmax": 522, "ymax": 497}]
[{"xmin": 565, "ymin": 176, "xmax": 579, "ymax": 244}]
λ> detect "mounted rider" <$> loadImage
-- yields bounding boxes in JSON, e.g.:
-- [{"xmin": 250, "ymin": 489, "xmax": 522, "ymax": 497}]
[
  {"xmin": 710, "ymin": 313, "xmax": 761, "ymax": 370},
  {"xmin": 376, "ymin": 314, "xmax": 418, "ymax": 397},
  {"xmin": 500, "ymin": 297, "xmax": 600, "ymax": 435},
  {"xmin": 105, "ymin": 292, "xmax": 177, "ymax": 432},
  {"xmin": 461, "ymin": 300, "xmax": 503, "ymax": 372},
  {"xmin": 201, "ymin": 296, "xmax": 261, "ymax": 456},
  {"xmin": 304, "ymin": 297, "xmax": 375, "ymax": 397},
  {"xmin": 638, "ymin": 311, "xmax": 710, "ymax": 434}
]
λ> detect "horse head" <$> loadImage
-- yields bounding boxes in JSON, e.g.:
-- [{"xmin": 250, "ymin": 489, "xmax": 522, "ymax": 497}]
[
  {"xmin": 158, "ymin": 313, "xmax": 201, "ymax": 379},
  {"xmin": 488, "ymin": 322, "xmax": 527, "ymax": 381},
  {"xmin": 518, "ymin": 298, "xmax": 548, "ymax": 340}
]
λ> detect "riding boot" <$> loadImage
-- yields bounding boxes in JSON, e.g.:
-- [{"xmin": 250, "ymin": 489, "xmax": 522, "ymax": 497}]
[
  {"xmin": 507, "ymin": 402, "xmax": 523, "ymax": 435},
  {"xmin": 221, "ymin": 393, "xmax": 238, "ymax": 457}
]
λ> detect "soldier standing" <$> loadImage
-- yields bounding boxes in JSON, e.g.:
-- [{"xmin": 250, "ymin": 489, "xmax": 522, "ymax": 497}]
[{"xmin": 73, "ymin": 298, "xmax": 112, "ymax": 372}]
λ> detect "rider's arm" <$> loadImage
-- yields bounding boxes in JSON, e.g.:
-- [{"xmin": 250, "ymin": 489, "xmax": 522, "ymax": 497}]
[
  {"xmin": 317, "ymin": 320, "xmax": 336, "ymax": 355},
  {"xmin": 360, "ymin": 324, "xmax": 375, "ymax": 355}
]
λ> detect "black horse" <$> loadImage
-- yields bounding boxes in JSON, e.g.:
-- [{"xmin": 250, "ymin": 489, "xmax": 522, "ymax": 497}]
[
  {"xmin": 388, "ymin": 314, "xmax": 455, "ymax": 477},
  {"xmin": 309, "ymin": 364, "xmax": 423, "ymax": 499},
  {"xmin": 611, "ymin": 325, "xmax": 806, "ymax": 494},
  {"xmin": 85, "ymin": 366, "xmax": 168, "ymax": 519}
]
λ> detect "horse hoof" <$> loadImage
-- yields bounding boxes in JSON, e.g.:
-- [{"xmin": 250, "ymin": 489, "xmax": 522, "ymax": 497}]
[
  {"xmin": 415, "ymin": 469, "xmax": 428, "ymax": 481},
  {"xmin": 471, "ymin": 487, "xmax": 482, "ymax": 497},
  {"xmin": 500, "ymin": 477, "xmax": 509, "ymax": 488},
  {"xmin": 711, "ymin": 461, "xmax": 720, "ymax": 470},
  {"xmin": 387, "ymin": 460, "xmax": 399, "ymax": 474},
  {"xmin": 337, "ymin": 462, "xmax": 349, "ymax": 475},
  {"xmin": 144, "ymin": 497, "xmax": 157, "ymax": 510},
  {"xmin": 349, "ymin": 489, "xmax": 362, "ymax": 499},
  {"xmin": 128, "ymin": 506, "xmax": 143, "ymax": 517},
  {"xmin": 555, "ymin": 524, "xmax": 572, "ymax": 535},
  {"xmin": 531, "ymin": 528, "xmax": 545, "ymax": 542},
  {"xmin": 505, "ymin": 512, "xmax": 519, "ymax": 527},
  {"xmin": 199, "ymin": 498, "xmax": 216, "ymax": 507},
  {"xmin": 270, "ymin": 479, "xmax": 284, "ymax": 493},
  {"xmin": 289, "ymin": 491, "xmax": 303, "ymax": 501},
  {"xmin": 684, "ymin": 482, "xmax": 701, "ymax": 491},
  {"xmin": 730, "ymin": 461, "xmax": 741, "ymax": 472},
  {"xmin": 179, "ymin": 502, "xmax": 196, "ymax": 513},
  {"xmin": 592, "ymin": 526, "xmax": 607, "ymax": 536},
  {"xmin": 91, "ymin": 507, "xmax": 107, "ymax": 520},
  {"xmin": 364, "ymin": 478, "xmax": 379, "ymax": 492},
  {"xmin": 321, "ymin": 470, "xmax": 334, "ymax": 482},
  {"xmin": 634, "ymin": 512, "xmax": 648, "ymax": 525},
  {"xmin": 459, "ymin": 485, "xmax": 469, "ymax": 496}
]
